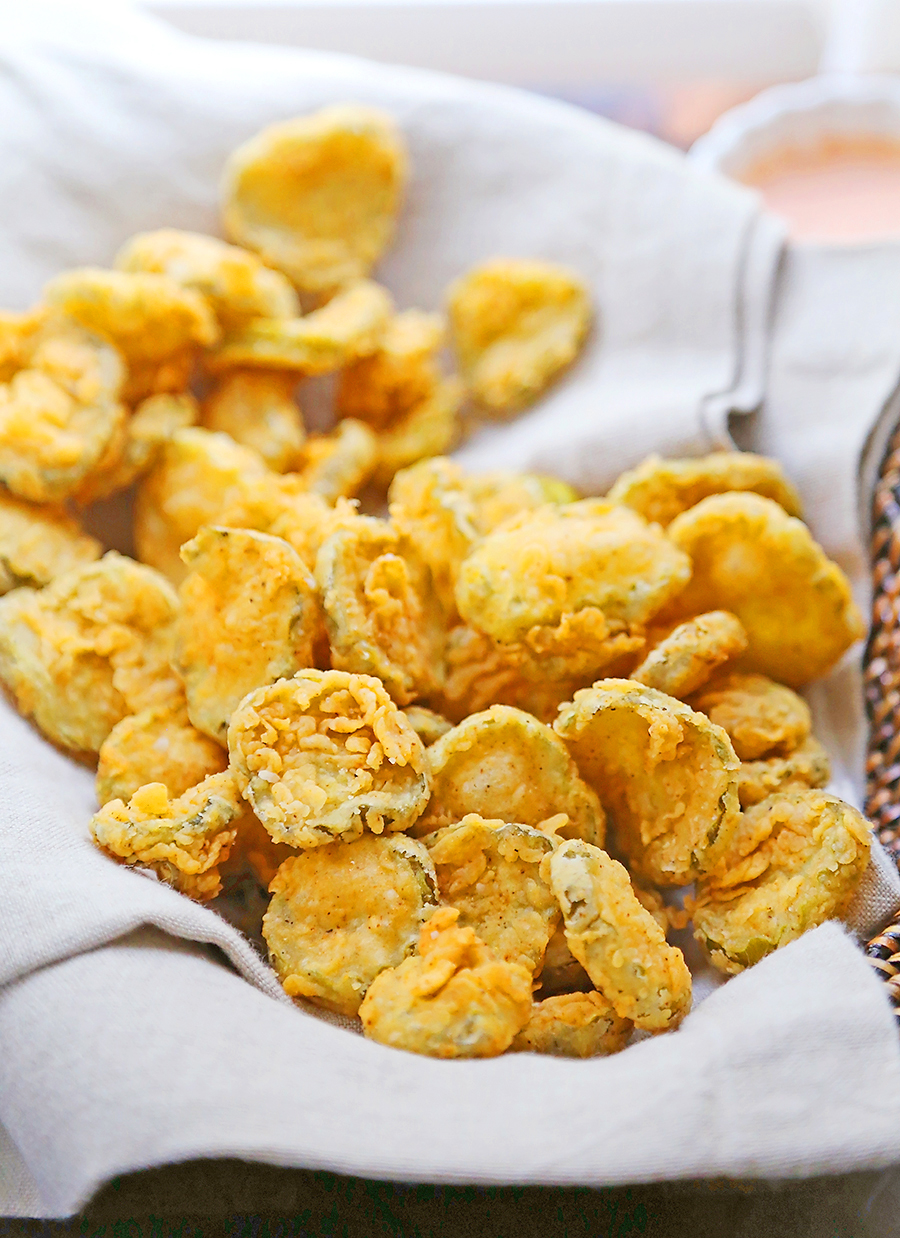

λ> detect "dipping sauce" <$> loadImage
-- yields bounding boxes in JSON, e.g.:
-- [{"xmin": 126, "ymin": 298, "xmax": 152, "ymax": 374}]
[{"xmin": 738, "ymin": 135, "xmax": 900, "ymax": 242}]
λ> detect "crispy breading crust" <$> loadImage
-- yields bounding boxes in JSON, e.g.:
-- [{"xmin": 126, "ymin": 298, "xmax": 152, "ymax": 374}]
[
  {"xmin": 554, "ymin": 680, "xmax": 741, "ymax": 887},
  {"xmin": 359, "ymin": 906, "xmax": 533, "ymax": 1057},
  {"xmin": 632, "ymin": 611, "xmax": 747, "ymax": 699},
  {"xmin": 415, "ymin": 705, "xmax": 605, "ymax": 846},
  {"xmin": 667, "ymin": 493, "xmax": 864, "ymax": 687},
  {"xmin": 547, "ymin": 840, "xmax": 692, "ymax": 1031},
  {"xmin": 423, "ymin": 813, "xmax": 559, "ymax": 974},
  {"xmin": 227, "ymin": 669, "xmax": 431, "ymax": 847},
  {"xmin": 510, "ymin": 991, "xmax": 632, "ymax": 1058},
  {"xmin": 690, "ymin": 790, "xmax": 871, "ymax": 973},
  {"xmin": 263, "ymin": 834, "xmax": 438, "ymax": 1015},
  {"xmin": 175, "ymin": 526, "xmax": 322, "ymax": 743}
]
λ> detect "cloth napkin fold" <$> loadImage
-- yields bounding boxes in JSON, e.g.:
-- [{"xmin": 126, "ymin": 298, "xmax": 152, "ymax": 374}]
[{"xmin": 2, "ymin": 3, "xmax": 900, "ymax": 1218}]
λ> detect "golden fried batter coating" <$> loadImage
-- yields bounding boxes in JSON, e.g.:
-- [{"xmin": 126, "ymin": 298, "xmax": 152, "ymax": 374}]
[
  {"xmin": 510, "ymin": 991, "xmax": 632, "ymax": 1058},
  {"xmin": 134, "ymin": 427, "xmax": 268, "ymax": 584},
  {"xmin": 90, "ymin": 770, "xmax": 242, "ymax": 901},
  {"xmin": 371, "ymin": 377, "xmax": 464, "ymax": 487},
  {"xmin": 687, "ymin": 670, "xmax": 811, "ymax": 761},
  {"xmin": 222, "ymin": 105, "xmax": 408, "ymax": 295},
  {"xmin": 228, "ymin": 669, "xmax": 431, "ymax": 847},
  {"xmin": 0, "ymin": 314, "xmax": 126, "ymax": 504},
  {"xmin": 415, "ymin": 705, "xmax": 605, "ymax": 846},
  {"xmin": 388, "ymin": 457, "xmax": 481, "ymax": 617},
  {"xmin": 294, "ymin": 418, "xmax": 378, "ymax": 503},
  {"xmin": 554, "ymin": 680, "xmax": 740, "ymax": 886},
  {"xmin": 0, "ymin": 551, "xmax": 179, "ymax": 754},
  {"xmin": 424, "ymin": 814, "xmax": 558, "ymax": 974},
  {"xmin": 632, "ymin": 611, "xmax": 748, "ymax": 699},
  {"xmin": 263, "ymin": 833, "xmax": 438, "ymax": 1015},
  {"xmin": 176, "ymin": 526, "xmax": 322, "ymax": 744},
  {"xmin": 96, "ymin": 696, "xmax": 228, "ymax": 805},
  {"xmin": 607, "ymin": 451, "xmax": 803, "ymax": 527},
  {"xmin": 335, "ymin": 309, "xmax": 445, "ymax": 431},
  {"xmin": 43, "ymin": 268, "xmax": 219, "ymax": 363},
  {"xmin": 388, "ymin": 458, "xmax": 578, "ymax": 620},
  {"xmin": 359, "ymin": 906, "xmax": 533, "ymax": 1058},
  {"xmin": 447, "ymin": 258, "xmax": 591, "ymax": 414},
  {"xmin": 547, "ymin": 840, "xmax": 691, "ymax": 1031},
  {"xmin": 737, "ymin": 736, "xmax": 831, "ymax": 808},
  {"xmin": 75, "ymin": 392, "xmax": 200, "ymax": 505},
  {"xmin": 216, "ymin": 475, "xmax": 357, "ymax": 572},
  {"xmin": 456, "ymin": 500, "xmax": 690, "ymax": 644},
  {"xmin": 315, "ymin": 515, "xmax": 443, "ymax": 706},
  {"xmin": 210, "ymin": 281, "xmax": 393, "ymax": 374},
  {"xmin": 0, "ymin": 490, "xmax": 100, "ymax": 593},
  {"xmin": 691, "ymin": 790, "xmax": 871, "ymax": 973},
  {"xmin": 667, "ymin": 493, "xmax": 864, "ymax": 687},
  {"xmin": 402, "ymin": 705, "xmax": 452, "ymax": 746},
  {"xmin": 436, "ymin": 618, "xmax": 642, "ymax": 725},
  {"xmin": 200, "ymin": 369, "xmax": 304, "ymax": 473},
  {"xmin": 115, "ymin": 228, "xmax": 299, "ymax": 328}
]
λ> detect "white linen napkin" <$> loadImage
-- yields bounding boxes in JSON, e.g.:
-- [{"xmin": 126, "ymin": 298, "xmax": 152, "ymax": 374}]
[{"xmin": 1, "ymin": 3, "xmax": 899, "ymax": 1218}]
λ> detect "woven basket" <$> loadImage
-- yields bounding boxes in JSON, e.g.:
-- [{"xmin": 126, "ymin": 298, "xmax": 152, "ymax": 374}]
[{"xmin": 864, "ymin": 420, "xmax": 900, "ymax": 1020}]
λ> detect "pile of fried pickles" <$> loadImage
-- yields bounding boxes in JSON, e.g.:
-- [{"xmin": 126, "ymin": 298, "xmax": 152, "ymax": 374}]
[{"xmin": 0, "ymin": 106, "xmax": 873, "ymax": 1060}]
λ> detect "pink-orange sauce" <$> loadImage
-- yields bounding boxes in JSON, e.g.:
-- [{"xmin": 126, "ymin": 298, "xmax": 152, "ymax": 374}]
[{"xmin": 738, "ymin": 135, "xmax": 900, "ymax": 242}]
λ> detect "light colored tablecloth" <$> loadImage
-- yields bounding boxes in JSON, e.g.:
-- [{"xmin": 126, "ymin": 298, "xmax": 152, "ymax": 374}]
[{"xmin": 1, "ymin": 2, "xmax": 900, "ymax": 1218}]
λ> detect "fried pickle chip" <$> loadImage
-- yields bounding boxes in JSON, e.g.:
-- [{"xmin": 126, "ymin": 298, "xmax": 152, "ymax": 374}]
[
  {"xmin": 134, "ymin": 427, "xmax": 268, "ymax": 584},
  {"xmin": 447, "ymin": 258, "xmax": 591, "ymax": 414},
  {"xmin": 335, "ymin": 309, "xmax": 445, "ymax": 431},
  {"xmin": 388, "ymin": 458, "xmax": 578, "ymax": 620},
  {"xmin": 75, "ymin": 392, "xmax": 200, "ymax": 505},
  {"xmin": 402, "ymin": 705, "xmax": 452, "ymax": 746},
  {"xmin": 96, "ymin": 696, "xmax": 228, "ymax": 805},
  {"xmin": 315, "ymin": 515, "xmax": 443, "ymax": 705},
  {"xmin": 554, "ymin": 680, "xmax": 740, "ymax": 886},
  {"xmin": 295, "ymin": 418, "xmax": 378, "ymax": 503},
  {"xmin": 359, "ymin": 906, "xmax": 532, "ymax": 1058},
  {"xmin": 737, "ymin": 736, "xmax": 831, "ymax": 808},
  {"xmin": 90, "ymin": 770, "xmax": 241, "ymax": 901},
  {"xmin": 0, "ymin": 314, "xmax": 126, "ymax": 504},
  {"xmin": 176, "ymin": 526, "xmax": 322, "ymax": 744},
  {"xmin": 209, "ymin": 281, "xmax": 393, "ymax": 374},
  {"xmin": 547, "ymin": 839, "xmax": 691, "ymax": 1031},
  {"xmin": 538, "ymin": 922, "xmax": 592, "ymax": 996},
  {"xmin": 115, "ymin": 228, "xmax": 299, "ymax": 328},
  {"xmin": 690, "ymin": 790, "xmax": 871, "ymax": 973},
  {"xmin": 436, "ymin": 618, "xmax": 642, "ymax": 725},
  {"xmin": 415, "ymin": 705, "xmax": 605, "ymax": 846},
  {"xmin": 0, "ymin": 490, "xmax": 100, "ymax": 593},
  {"xmin": 687, "ymin": 670, "xmax": 811, "ymax": 761},
  {"xmin": 216, "ymin": 475, "xmax": 357, "ymax": 572},
  {"xmin": 607, "ymin": 451, "xmax": 803, "ymax": 527},
  {"xmin": 632, "ymin": 611, "xmax": 748, "ymax": 699},
  {"xmin": 509, "ymin": 991, "xmax": 632, "ymax": 1058},
  {"xmin": 43, "ymin": 268, "xmax": 219, "ymax": 363},
  {"xmin": 667, "ymin": 493, "xmax": 864, "ymax": 686},
  {"xmin": 0, "ymin": 551, "xmax": 179, "ymax": 754},
  {"xmin": 222, "ymin": 105, "xmax": 408, "ymax": 295},
  {"xmin": 456, "ymin": 500, "xmax": 690, "ymax": 644},
  {"xmin": 200, "ymin": 369, "xmax": 305, "ymax": 473},
  {"xmin": 424, "ymin": 814, "xmax": 558, "ymax": 974},
  {"xmin": 371, "ymin": 377, "xmax": 464, "ymax": 487},
  {"xmin": 263, "ymin": 833, "xmax": 438, "ymax": 1015},
  {"xmin": 228, "ymin": 669, "xmax": 431, "ymax": 847}
]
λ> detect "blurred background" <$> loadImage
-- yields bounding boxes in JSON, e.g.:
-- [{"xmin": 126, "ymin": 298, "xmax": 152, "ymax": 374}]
[{"xmin": 140, "ymin": 0, "xmax": 879, "ymax": 148}]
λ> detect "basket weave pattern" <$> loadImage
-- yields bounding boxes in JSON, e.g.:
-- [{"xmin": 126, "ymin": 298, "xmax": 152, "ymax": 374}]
[{"xmin": 865, "ymin": 421, "xmax": 900, "ymax": 1019}]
